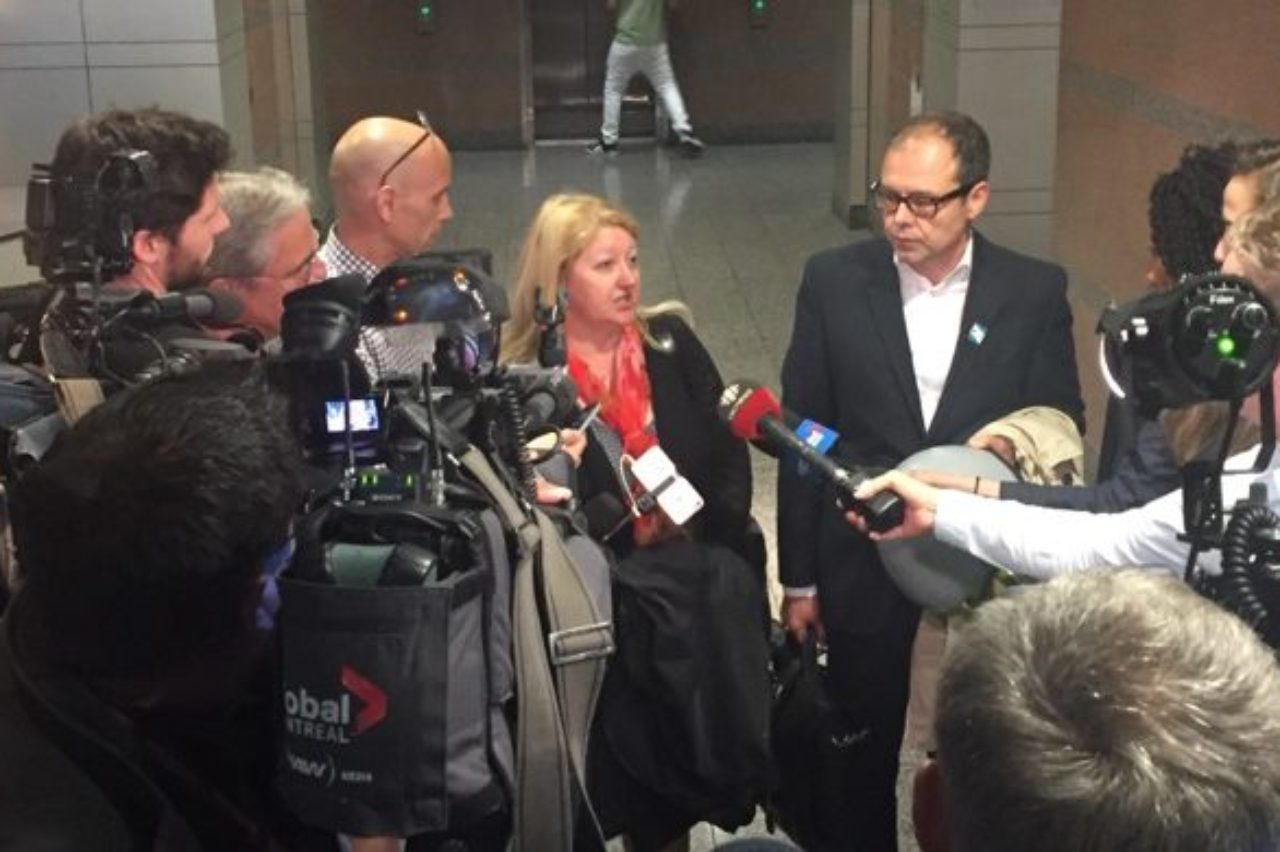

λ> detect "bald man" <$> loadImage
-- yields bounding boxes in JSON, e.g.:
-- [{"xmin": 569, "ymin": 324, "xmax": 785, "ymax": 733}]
[{"xmin": 318, "ymin": 115, "xmax": 454, "ymax": 283}]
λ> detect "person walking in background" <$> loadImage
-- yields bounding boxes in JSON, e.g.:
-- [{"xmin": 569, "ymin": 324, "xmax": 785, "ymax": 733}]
[{"xmin": 590, "ymin": 0, "xmax": 704, "ymax": 157}]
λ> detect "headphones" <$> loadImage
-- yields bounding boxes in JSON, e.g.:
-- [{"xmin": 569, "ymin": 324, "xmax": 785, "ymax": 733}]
[
  {"xmin": 29, "ymin": 148, "xmax": 158, "ymax": 282},
  {"xmin": 93, "ymin": 149, "xmax": 158, "ymax": 274}
]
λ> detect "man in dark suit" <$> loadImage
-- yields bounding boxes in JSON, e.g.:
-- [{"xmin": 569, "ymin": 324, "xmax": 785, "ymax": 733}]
[{"xmin": 777, "ymin": 110, "xmax": 1084, "ymax": 851}]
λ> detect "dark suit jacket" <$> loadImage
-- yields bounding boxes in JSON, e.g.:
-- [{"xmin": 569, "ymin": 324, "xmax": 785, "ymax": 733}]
[{"xmin": 777, "ymin": 232, "xmax": 1084, "ymax": 633}]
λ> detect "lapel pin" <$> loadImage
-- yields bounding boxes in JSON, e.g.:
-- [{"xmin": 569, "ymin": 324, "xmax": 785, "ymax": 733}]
[{"xmin": 967, "ymin": 322, "xmax": 987, "ymax": 345}]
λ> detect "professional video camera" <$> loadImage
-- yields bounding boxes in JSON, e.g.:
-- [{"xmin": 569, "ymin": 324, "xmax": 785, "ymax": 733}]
[
  {"xmin": 272, "ymin": 257, "xmax": 579, "ymax": 509},
  {"xmin": 4, "ymin": 149, "xmax": 247, "ymax": 387},
  {"xmin": 1099, "ymin": 271, "xmax": 1280, "ymax": 645},
  {"xmin": 268, "ymin": 257, "xmax": 611, "ymax": 846}
]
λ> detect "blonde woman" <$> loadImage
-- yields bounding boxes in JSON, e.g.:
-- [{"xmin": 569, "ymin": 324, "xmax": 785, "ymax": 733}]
[{"xmin": 504, "ymin": 193, "xmax": 752, "ymax": 558}]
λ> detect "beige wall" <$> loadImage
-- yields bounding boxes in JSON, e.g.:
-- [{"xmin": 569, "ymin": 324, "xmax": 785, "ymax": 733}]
[
  {"xmin": 0, "ymin": 0, "xmax": 228, "ymax": 187},
  {"xmin": 1054, "ymin": 0, "xmax": 1280, "ymax": 440}
]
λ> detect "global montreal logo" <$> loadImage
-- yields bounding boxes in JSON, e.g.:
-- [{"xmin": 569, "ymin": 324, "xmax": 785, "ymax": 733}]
[{"xmin": 284, "ymin": 664, "xmax": 388, "ymax": 743}]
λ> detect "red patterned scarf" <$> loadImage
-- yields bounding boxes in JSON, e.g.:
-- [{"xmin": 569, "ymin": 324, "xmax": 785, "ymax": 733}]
[{"xmin": 567, "ymin": 324, "xmax": 659, "ymax": 542}]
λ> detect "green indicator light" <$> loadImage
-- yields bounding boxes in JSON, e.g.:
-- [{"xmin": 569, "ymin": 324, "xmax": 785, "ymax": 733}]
[
  {"xmin": 1216, "ymin": 334, "xmax": 1237, "ymax": 358},
  {"xmin": 419, "ymin": 3, "xmax": 431, "ymax": 15}
]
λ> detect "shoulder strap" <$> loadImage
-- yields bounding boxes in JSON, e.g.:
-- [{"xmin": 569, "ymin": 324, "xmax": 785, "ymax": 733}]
[{"xmin": 458, "ymin": 446, "xmax": 613, "ymax": 851}]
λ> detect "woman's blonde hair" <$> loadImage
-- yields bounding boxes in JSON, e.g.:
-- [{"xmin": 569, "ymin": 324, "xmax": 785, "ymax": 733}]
[
  {"xmin": 501, "ymin": 192, "xmax": 691, "ymax": 363},
  {"xmin": 1225, "ymin": 196, "xmax": 1280, "ymax": 296}
]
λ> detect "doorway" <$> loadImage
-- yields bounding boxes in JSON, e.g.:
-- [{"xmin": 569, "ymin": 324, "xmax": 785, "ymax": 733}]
[{"xmin": 529, "ymin": 0, "xmax": 657, "ymax": 141}]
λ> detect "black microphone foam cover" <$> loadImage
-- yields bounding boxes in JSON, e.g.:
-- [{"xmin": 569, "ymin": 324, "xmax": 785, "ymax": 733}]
[{"xmin": 191, "ymin": 288, "xmax": 244, "ymax": 326}]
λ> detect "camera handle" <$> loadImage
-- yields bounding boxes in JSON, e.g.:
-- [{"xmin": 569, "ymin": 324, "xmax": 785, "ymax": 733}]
[{"xmin": 1180, "ymin": 378, "xmax": 1277, "ymax": 584}]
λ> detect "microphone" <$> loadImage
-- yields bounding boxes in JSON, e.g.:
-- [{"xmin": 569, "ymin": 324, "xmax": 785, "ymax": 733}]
[
  {"xmin": 535, "ymin": 291, "xmax": 566, "ymax": 368},
  {"xmin": 115, "ymin": 288, "xmax": 244, "ymax": 327},
  {"xmin": 717, "ymin": 380, "xmax": 905, "ymax": 533}
]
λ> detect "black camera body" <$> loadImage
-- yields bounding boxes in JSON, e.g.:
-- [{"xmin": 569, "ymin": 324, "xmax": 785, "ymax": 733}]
[
  {"xmin": 1099, "ymin": 272, "xmax": 1280, "ymax": 416},
  {"xmin": 24, "ymin": 150, "xmax": 157, "ymax": 285},
  {"xmin": 1102, "ymin": 272, "xmax": 1280, "ymax": 647},
  {"xmin": 274, "ymin": 260, "xmax": 578, "ymax": 509}
]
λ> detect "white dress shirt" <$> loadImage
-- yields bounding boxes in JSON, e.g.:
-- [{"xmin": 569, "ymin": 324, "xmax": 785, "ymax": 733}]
[
  {"xmin": 897, "ymin": 237, "xmax": 973, "ymax": 431},
  {"xmin": 785, "ymin": 236, "xmax": 975, "ymax": 599},
  {"xmin": 934, "ymin": 445, "xmax": 1278, "ymax": 581}
]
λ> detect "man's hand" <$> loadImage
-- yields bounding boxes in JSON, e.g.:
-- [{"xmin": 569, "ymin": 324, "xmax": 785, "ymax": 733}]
[
  {"xmin": 534, "ymin": 475, "xmax": 572, "ymax": 505},
  {"xmin": 844, "ymin": 470, "xmax": 940, "ymax": 542},
  {"xmin": 967, "ymin": 432, "xmax": 1017, "ymax": 469},
  {"xmin": 782, "ymin": 594, "xmax": 825, "ymax": 644},
  {"xmin": 560, "ymin": 428, "xmax": 587, "ymax": 466}
]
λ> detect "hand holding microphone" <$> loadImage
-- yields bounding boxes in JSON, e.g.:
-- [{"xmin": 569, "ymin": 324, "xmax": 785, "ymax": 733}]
[
  {"xmin": 716, "ymin": 380, "xmax": 906, "ymax": 533},
  {"xmin": 846, "ymin": 469, "xmax": 940, "ymax": 542}
]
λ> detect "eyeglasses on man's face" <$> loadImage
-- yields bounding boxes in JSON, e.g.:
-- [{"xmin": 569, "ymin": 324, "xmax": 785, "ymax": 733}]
[
  {"xmin": 869, "ymin": 179, "xmax": 975, "ymax": 220},
  {"xmin": 379, "ymin": 109, "xmax": 433, "ymax": 188}
]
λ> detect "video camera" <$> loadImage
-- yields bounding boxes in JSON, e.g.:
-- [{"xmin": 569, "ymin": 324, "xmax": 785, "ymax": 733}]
[
  {"xmin": 5, "ymin": 150, "xmax": 248, "ymax": 388},
  {"xmin": 271, "ymin": 256, "xmax": 579, "ymax": 510},
  {"xmin": 1099, "ymin": 271, "xmax": 1280, "ymax": 646},
  {"xmin": 23, "ymin": 149, "xmax": 156, "ymax": 285},
  {"xmin": 1099, "ymin": 272, "xmax": 1280, "ymax": 416}
]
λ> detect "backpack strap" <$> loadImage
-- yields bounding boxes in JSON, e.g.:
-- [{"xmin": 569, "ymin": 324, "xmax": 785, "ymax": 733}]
[
  {"xmin": 534, "ymin": 510, "xmax": 612, "ymax": 784},
  {"xmin": 458, "ymin": 446, "xmax": 613, "ymax": 851}
]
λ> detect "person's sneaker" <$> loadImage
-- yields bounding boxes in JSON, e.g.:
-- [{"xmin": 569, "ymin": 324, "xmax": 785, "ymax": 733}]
[
  {"xmin": 675, "ymin": 131, "xmax": 705, "ymax": 157},
  {"xmin": 587, "ymin": 137, "xmax": 618, "ymax": 155}
]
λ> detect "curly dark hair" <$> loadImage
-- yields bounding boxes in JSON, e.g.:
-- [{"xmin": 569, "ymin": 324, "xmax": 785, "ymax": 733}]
[
  {"xmin": 50, "ymin": 107, "xmax": 232, "ymax": 243},
  {"xmin": 12, "ymin": 362, "xmax": 302, "ymax": 679},
  {"xmin": 1147, "ymin": 142, "xmax": 1236, "ymax": 280}
]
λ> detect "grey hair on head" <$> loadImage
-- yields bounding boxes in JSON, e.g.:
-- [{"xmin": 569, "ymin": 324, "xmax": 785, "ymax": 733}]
[
  {"xmin": 936, "ymin": 569, "xmax": 1280, "ymax": 852},
  {"xmin": 206, "ymin": 166, "xmax": 312, "ymax": 279}
]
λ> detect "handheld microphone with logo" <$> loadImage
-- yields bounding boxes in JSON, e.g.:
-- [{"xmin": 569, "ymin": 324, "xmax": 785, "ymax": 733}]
[{"xmin": 717, "ymin": 380, "xmax": 905, "ymax": 533}]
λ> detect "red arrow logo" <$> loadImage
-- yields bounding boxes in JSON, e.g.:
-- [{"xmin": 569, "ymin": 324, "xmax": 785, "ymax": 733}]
[{"xmin": 340, "ymin": 665, "xmax": 387, "ymax": 734}]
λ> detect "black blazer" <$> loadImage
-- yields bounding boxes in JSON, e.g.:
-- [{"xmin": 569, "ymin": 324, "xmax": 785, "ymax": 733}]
[
  {"xmin": 577, "ymin": 314, "xmax": 753, "ymax": 559},
  {"xmin": 777, "ymin": 232, "xmax": 1084, "ymax": 632}
]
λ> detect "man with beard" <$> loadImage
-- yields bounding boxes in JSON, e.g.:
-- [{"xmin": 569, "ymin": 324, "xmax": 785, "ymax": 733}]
[
  {"xmin": 45, "ymin": 108, "xmax": 236, "ymax": 380},
  {"xmin": 50, "ymin": 107, "xmax": 232, "ymax": 295}
]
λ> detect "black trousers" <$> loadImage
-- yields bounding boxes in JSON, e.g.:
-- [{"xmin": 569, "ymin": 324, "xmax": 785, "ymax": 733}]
[{"xmin": 820, "ymin": 597, "xmax": 922, "ymax": 852}]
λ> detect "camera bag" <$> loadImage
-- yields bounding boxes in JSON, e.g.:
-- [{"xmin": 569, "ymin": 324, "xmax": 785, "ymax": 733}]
[{"xmin": 275, "ymin": 445, "xmax": 613, "ymax": 849}]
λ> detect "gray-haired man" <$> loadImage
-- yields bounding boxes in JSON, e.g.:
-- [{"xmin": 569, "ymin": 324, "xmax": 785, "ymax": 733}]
[
  {"xmin": 206, "ymin": 166, "xmax": 326, "ymax": 343},
  {"xmin": 914, "ymin": 570, "xmax": 1280, "ymax": 852}
]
